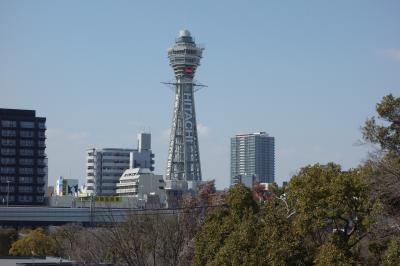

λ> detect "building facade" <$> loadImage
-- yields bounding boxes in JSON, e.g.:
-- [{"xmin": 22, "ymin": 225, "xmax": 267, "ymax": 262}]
[
  {"xmin": 116, "ymin": 168, "xmax": 166, "ymax": 202},
  {"xmin": 231, "ymin": 132, "xmax": 275, "ymax": 187},
  {"xmin": 85, "ymin": 133, "xmax": 154, "ymax": 196},
  {"xmin": 165, "ymin": 29, "xmax": 204, "ymax": 190},
  {"xmin": 56, "ymin": 176, "xmax": 79, "ymax": 196},
  {"xmin": 0, "ymin": 108, "xmax": 47, "ymax": 205}
]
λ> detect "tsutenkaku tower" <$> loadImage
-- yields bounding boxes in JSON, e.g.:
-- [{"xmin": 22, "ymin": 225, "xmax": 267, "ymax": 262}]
[{"xmin": 165, "ymin": 29, "xmax": 204, "ymax": 184}]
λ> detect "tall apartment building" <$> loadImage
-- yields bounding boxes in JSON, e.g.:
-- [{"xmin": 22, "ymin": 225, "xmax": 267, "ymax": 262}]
[
  {"xmin": 0, "ymin": 108, "xmax": 47, "ymax": 205},
  {"xmin": 85, "ymin": 133, "xmax": 154, "ymax": 195},
  {"xmin": 230, "ymin": 132, "xmax": 275, "ymax": 187}
]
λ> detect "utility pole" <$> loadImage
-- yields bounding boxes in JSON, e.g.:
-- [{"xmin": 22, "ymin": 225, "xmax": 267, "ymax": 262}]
[
  {"xmin": 89, "ymin": 195, "xmax": 95, "ymax": 227},
  {"xmin": 6, "ymin": 180, "xmax": 10, "ymax": 207}
]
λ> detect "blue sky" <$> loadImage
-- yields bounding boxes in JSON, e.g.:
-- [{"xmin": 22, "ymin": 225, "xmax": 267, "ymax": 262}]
[{"xmin": 1, "ymin": 1, "xmax": 399, "ymax": 189}]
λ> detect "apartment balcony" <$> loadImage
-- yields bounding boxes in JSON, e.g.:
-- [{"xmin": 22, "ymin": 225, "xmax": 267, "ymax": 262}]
[
  {"xmin": 116, "ymin": 188, "xmax": 138, "ymax": 194},
  {"xmin": 116, "ymin": 182, "xmax": 138, "ymax": 188}
]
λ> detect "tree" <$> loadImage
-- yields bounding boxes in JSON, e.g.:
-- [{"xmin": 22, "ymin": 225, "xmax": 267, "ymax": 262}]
[
  {"xmin": 255, "ymin": 197, "xmax": 305, "ymax": 265},
  {"xmin": 52, "ymin": 224, "xmax": 83, "ymax": 259},
  {"xmin": 360, "ymin": 94, "xmax": 400, "ymax": 263},
  {"xmin": 226, "ymin": 183, "xmax": 258, "ymax": 218},
  {"xmin": 9, "ymin": 228, "xmax": 56, "ymax": 256},
  {"xmin": 52, "ymin": 214, "xmax": 187, "ymax": 266},
  {"xmin": 198, "ymin": 180, "xmax": 216, "ymax": 206},
  {"xmin": 361, "ymin": 95, "xmax": 400, "ymax": 218},
  {"xmin": 362, "ymin": 154, "xmax": 400, "ymax": 222},
  {"xmin": 363, "ymin": 94, "xmax": 400, "ymax": 155},
  {"xmin": 193, "ymin": 184, "xmax": 259, "ymax": 265},
  {"xmin": 314, "ymin": 242, "xmax": 354, "ymax": 266},
  {"xmin": 252, "ymin": 182, "xmax": 279, "ymax": 203},
  {"xmin": 362, "ymin": 94, "xmax": 400, "ymax": 211},
  {"xmin": 0, "ymin": 228, "xmax": 17, "ymax": 255},
  {"xmin": 287, "ymin": 163, "xmax": 373, "ymax": 262},
  {"xmin": 210, "ymin": 211, "xmax": 261, "ymax": 266},
  {"xmin": 382, "ymin": 236, "xmax": 400, "ymax": 266}
]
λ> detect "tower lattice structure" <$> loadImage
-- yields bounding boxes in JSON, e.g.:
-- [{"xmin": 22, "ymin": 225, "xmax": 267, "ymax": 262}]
[{"xmin": 165, "ymin": 30, "xmax": 204, "ymax": 184}]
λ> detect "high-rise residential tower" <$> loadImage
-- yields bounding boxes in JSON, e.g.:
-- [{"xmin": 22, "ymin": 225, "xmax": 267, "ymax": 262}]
[
  {"xmin": 165, "ymin": 30, "xmax": 204, "ymax": 189},
  {"xmin": 0, "ymin": 108, "xmax": 47, "ymax": 205},
  {"xmin": 231, "ymin": 132, "xmax": 275, "ymax": 187}
]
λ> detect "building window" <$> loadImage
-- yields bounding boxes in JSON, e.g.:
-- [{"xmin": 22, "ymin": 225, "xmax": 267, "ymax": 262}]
[
  {"xmin": 20, "ymin": 158, "xmax": 34, "ymax": 165},
  {"xmin": 37, "ymin": 159, "xmax": 46, "ymax": 166},
  {"xmin": 36, "ymin": 196, "xmax": 44, "ymax": 202},
  {"xmin": 1, "ymin": 139, "xmax": 16, "ymax": 146},
  {"xmin": 38, "ymin": 131, "xmax": 46, "ymax": 138},
  {"xmin": 38, "ymin": 122, "xmax": 46, "ymax": 129},
  {"xmin": 19, "ymin": 186, "xmax": 33, "ymax": 193},
  {"xmin": 0, "ymin": 176, "xmax": 15, "ymax": 183},
  {"xmin": 1, "ymin": 130, "xmax": 16, "ymax": 137},
  {"xmin": 19, "ymin": 168, "xmax": 33, "ymax": 174},
  {"xmin": 37, "ymin": 150, "xmax": 45, "ymax": 156},
  {"xmin": 36, "ymin": 186, "xmax": 44, "ymax": 193},
  {"xmin": 0, "ymin": 167, "xmax": 15, "ymax": 174},
  {"xmin": 1, "ymin": 120, "xmax": 17, "ymax": 128},
  {"xmin": 38, "ymin": 141, "xmax": 45, "ymax": 148},
  {"xmin": 0, "ymin": 158, "xmax": 16, "ymax": 165},
  {"xmin": 0, "ymin": 185, "xmax": 15, "ymax": 192},
  {"xmin": 1, "ymin": 148, "xmax": 16, "ymax": 156},
  {"xmin": 20, "ymin": 131, "xmax": 34, "ymax": 138},
  {"xmin": 19, "ymin": 176, "xmax": 33, "ymax": 183},
  {"xmin": 20, "ymin": 121, "xmax": 35, "ymax": 128},
  {"xmin": 3, "ymin": 195, "xmax": 14, "ymax": 202},
  {"xmin": 18, "ymin": 195, "xmax": 32, "ymax": 202},
  {"xmin": 37, "ymin": 168, "xmax": 46, "ymax": 174},
  {"xmin": 20, "ymin": 149, "xmax": 34, "ymax": 156},
  {"xmin": 20, "ymin": 140, "xmax": 34, "ymax": 147}
]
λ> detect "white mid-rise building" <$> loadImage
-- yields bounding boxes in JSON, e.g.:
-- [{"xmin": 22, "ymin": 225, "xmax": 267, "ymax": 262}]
[
  {"xmin": 117, "ymin": 168, "xmax": 167, "ymax": 206},
  {"xmin": 116, "ymin": 168, "xmax": 166, "ymax": 203},
  {"xmin": 85, "ymin": 133, "xmax": 154, "ymax": 196}
]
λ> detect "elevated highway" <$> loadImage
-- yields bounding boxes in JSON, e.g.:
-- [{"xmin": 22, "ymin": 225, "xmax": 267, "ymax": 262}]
[{"xmin": 0, "ymin": 206, "xmax": 149, "ymax": 227}]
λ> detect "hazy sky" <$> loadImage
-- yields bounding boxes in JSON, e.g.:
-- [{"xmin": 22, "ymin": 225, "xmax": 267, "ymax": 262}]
[{"xmin": 1, "ymin": 1, "xmax": 399, "ymax": 189}]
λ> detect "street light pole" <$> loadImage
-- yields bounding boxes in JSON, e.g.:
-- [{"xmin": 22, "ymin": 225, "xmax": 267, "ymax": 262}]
[{"xmin": 6, "ymin": 180, "xmax": 10, "ymax": 207}]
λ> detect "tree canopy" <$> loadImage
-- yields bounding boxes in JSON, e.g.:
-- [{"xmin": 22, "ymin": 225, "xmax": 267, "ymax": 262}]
[
  {"xmin": 193, "ymin": 164, "xmax": 375, "ymax": 265},
  {"xmin": 363, "ymin": 94, "xmax": 400, "ymax": 154},
  {"xmin": 9, "ymin": 228, "xmax": 56, "ymax": 256},
  {"xmin": 0, "ymin": 228, "xmax": 17, "ymax": 256}
]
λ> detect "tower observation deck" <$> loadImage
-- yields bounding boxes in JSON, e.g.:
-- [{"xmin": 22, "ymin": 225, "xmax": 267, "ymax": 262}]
[{"xmin": 165, "ymin": 30, "xmax": 204, "ymax": 187}]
